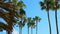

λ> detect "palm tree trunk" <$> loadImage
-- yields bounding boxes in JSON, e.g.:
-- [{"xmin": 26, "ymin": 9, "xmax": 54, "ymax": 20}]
[
  {"xmin": 36, "ymin": 21, "xmax": 38, "ymax": 34},
  {"xmin": 31, "ymin": 27, "xmax": 33, "ymax": 34},
  {"xmin": 19, "ymin": 27, "xmax": 22, "ymax": 34},
  {"xmin": 55, "ymin": 10, "xmax": 59, "ymax": 34},
  {"xmin": 7, "ymin": 30, "xmax": 12, "ymax": 34},
  {"xmin": 55, "ymin": 0, "xmax": 59, "ymax": 34},
  {"xmin": 47, "ymin": 11, "xmax": 52, "ymax": 34},
  {"xmin": 28, "ymin": 27, "xmax": 29, "ymax": 34}
]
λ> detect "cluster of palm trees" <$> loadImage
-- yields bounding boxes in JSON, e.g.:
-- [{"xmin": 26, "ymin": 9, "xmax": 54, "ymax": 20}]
[
  {"xmin": 1, "ymin": 0, "xmax": 60, "ymax": 34},
  {"xmin": 16, "ymin": 16, "xmax": 41, "ymax": 34},
  {"xmin": 0, "ymin": 0, "xmax": 41, "ymax": 34},
  {"xmin": 40, "ymin": 0, "xmax": 60, "ymax": 34},
  {"xmin": 27, "ymin": 16, "xmax": 41, "ymax": 34}
]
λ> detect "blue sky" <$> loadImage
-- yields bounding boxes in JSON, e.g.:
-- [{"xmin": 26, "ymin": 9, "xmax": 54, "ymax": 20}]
[{"xmin": 0, "ymin": 0, "xmax": 60, "ymax": 34}]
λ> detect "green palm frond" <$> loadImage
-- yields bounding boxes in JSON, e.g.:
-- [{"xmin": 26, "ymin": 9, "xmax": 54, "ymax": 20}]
[
  {"xmin": 13, "ymin": 0, "xmax": 18, "ymax": 5},
  {"xmin": 41, "ymin": 6, "xmax": 46, "ymax": 10},
  {"xmin": 20, "ymin": 8, "xmax": 26, "ymax": 15},
  {"xmin": 27, "ymin": 17, "xmax": 36, "ymax": 28},
  {"xmin": 0, "ymin": 27, "xmax": 3, "ymax": 32},
  {"xmin": 17, "ymin": 1, "xmax": 26, "ymax": 8},
  {"xmin": 31, "ymin": 20, "xmax": 35, "ymax": 28},
  {"xmin": 34, "ymin": 16, "xmax": 41, "ymax": 22},
  {"xmin": 40, "ymin": 2, "xmax": 44, "ymax": 6},
  {"xmin": 40, "ymin": 0, "xmax": 57, "ymax": 11},
  {"xmin": 27, "ymin": 17, "xmax": 32, "ymax": 27}
]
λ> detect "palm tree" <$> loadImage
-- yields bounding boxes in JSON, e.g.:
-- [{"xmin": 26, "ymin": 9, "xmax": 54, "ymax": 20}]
[
  {"xmin": 54, "ymin": 0, "xmax": 60, "ymax": 34},
  {"xmin": 18, "ymin": 21, "xmax": 23, "ymax": 34},
  {"xmin": 27, "ymin": 17, "xmax": 32, "ymax": 34},
  {"xmin": 33, "ymin": 16, "xmax": 41, "ymax": 34},
  {"xmin": 12, "ymin": 0, "xmax": 26, "ymax": 34},
  {"xmin": 0, "ymin": 0, "xmax": 26, "ymax": 34},
  {"xmin": 30, "ymin": 20, "xmax": 35, "ymax": 34},
  {"xmin": 18, "ymin": 4, "xmax": 26, "ymax": 34},
  {"xmin": 40, "ymin": 0, "xmax": 52, "ymax": 34},
  {"xmin": 50, "ymin": 0, "xmax": 60, "ymax": 34},
  {"xmin": 0, "ymin": 1, "xmax": 19, "ymax": 34},
  {"xmin": 48, "ymin": 0, "xmax": 60, "ymax": 34},
  {"xmin": 18, "ymin": 16, "xmax": 26, "ymax": 34},
  {"xmin": 27, "ymin": 17, "xmax": 35, "ymax": 34}
]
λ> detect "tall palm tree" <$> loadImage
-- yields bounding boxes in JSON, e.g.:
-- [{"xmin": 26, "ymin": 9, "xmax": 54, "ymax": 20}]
[
  {"xmin": 33, "ymin": 16, "xmax": 41, "ymax": 34},
  {"xmin": 55, "ymin": 0, "xmax": 59, "ymax": 34},
  {"xmin": 18, "ymin": 16, "xmax": 26, "ymax": 34},
  {"xmin": 18, "ymin": 4, "xmax": 26, "ymax": 34},
  {"xmin": 27, "ymin": 17, "xmax": 35, "ymax": 34},
  {"xmin": 48, "ymin": 0, "xmax": 60, "ymax": 34},
  {"xmin": 30, "ymin": 20, "xmax": 35, "ymax": 34},
  {"xmin": 40, "ymin": 0, "xmax": 52, "ymax": 34},
  {"xmin": 55, "ymin": 1, "xmax": 59, "ymax": 34},
  {"xmin": 12, "ymin": 0, "xmax": 26, "ymax": 34},
  {"xmin": 27, "ymin": 17, "xmax": 32, "ymax": 34}
]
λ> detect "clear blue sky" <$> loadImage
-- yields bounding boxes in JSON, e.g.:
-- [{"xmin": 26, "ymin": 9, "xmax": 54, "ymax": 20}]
[{"xmin": 0, "ymin": 0, "xmax": 60, "ymax": 34}]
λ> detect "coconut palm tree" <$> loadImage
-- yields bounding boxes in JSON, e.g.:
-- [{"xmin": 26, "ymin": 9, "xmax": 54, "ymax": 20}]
[
  {"xmin": 40, "ymin": 0, "xmax": 52, "ymax": 34},
  {"xmin": 33, "ymin": 16, "xmax": 41, "ymax": 34}
]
